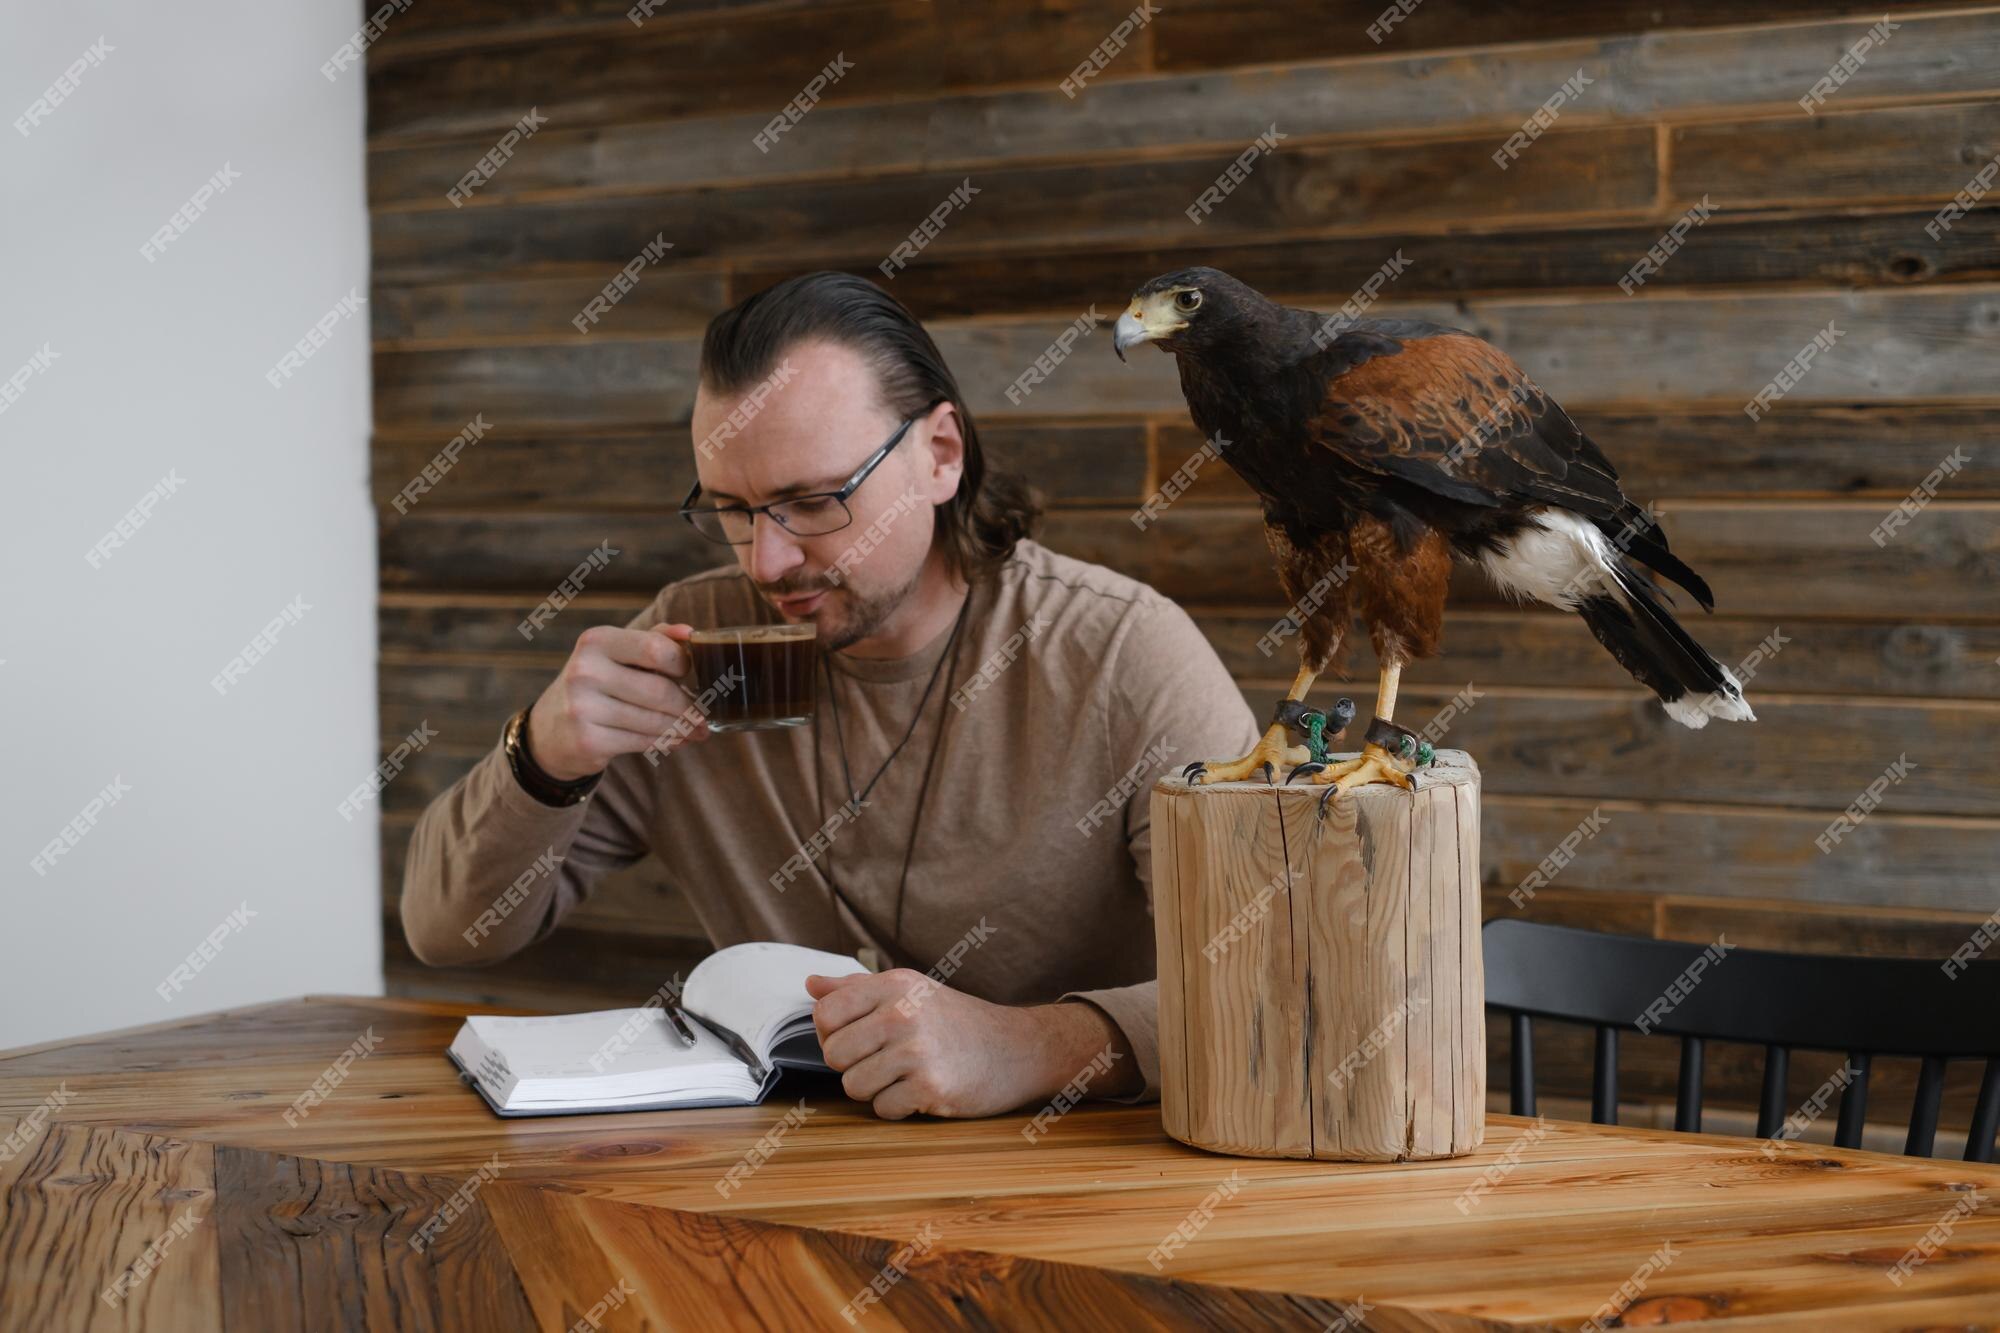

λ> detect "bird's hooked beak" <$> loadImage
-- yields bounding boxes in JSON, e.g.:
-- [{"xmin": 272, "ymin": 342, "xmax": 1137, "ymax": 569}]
[{"xmin": 1111, "ymin": 295, "xmax": 1185, "ymax": 363}]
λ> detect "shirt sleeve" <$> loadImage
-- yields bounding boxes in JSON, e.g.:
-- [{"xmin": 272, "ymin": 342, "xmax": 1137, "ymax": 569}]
[
  {"xmin": 398, "ymin": 740, "xmax": 663, "ymax": 967},
  {"xmin": 1056, "ymin": 590, "xmax": 1261, "ymax": 1104},
  {"xmin": 398, "ymin": 598, "xmax": 670, "ymax": 968}
]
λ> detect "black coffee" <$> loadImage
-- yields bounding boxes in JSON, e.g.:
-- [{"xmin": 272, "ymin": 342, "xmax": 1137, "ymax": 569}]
[{"xmin": 688, "ymin": 625, "xmax": 816, "ymax": 731}]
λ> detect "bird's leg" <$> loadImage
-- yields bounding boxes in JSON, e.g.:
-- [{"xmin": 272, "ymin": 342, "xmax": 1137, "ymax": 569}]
[
  {"xmin": 1183, "ymin": 665, "xmax": 1319, "ymax": 785},
  {"xmin": 1376, "ymin": 660, "xmax": 1400, "ymax": 725},
  {"xmin": 1304, "ymin": 661, "xmax": 1422, "ymax": 794}
]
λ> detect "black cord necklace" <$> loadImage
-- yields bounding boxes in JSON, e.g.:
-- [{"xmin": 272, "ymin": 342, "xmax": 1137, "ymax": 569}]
[{"xmin": 811, "ymin": 588, "xmax": 973, "ymax": 962}]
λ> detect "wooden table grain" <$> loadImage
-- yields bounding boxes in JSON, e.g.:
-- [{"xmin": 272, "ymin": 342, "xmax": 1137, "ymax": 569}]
[{"xmin": 3, "ymin": 997, "xmax": 1997, "ymax": 1331}]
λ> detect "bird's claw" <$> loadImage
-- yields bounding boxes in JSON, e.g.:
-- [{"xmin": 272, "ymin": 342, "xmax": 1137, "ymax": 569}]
[
  {"xmin": 1182, "ymin": 761, "xmax": 1208, "ymax": 783},
  {"xmin": 1254, "ymin": 760, "xmax": 1274, "ymax": 784},
  {"xmin": 1286, "ymin": 763, "xmax": 1325, "ymax": 785}
]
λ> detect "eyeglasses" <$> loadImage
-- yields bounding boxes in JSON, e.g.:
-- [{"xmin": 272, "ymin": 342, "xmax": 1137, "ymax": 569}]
[{"xmin": 678, "ymin": 407, "xmax": 934, "ymax": 546}]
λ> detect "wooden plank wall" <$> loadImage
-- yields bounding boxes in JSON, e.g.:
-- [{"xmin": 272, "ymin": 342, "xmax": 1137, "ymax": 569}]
[{"xmin": 366, "ymin": 2, "xmax": 2000, "ymax": 1128}]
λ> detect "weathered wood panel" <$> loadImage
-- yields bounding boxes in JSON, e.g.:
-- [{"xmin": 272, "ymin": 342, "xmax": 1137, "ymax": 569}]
[
  {"xmin": 382, "ymin": 597, "xmax": 2000, "ymax": 699},
  {"xmin": 1657, "ymin": 897, "xmax": 2000, "ymax": 958},
  {"xmin": 732, "ymin": 207, "xmax": 2000, "ymax": 322},
  {"xmin": 1149, "ymin": 1, "xmax": 1999, "ymax": 73},
  {"xmin": 1263, "ymin": 690, "xmax": 1993, "ymax": 817},
  {"xmin": 1671, "ymin": 101, "xmax": 2000, "ymax": 209},
  {"xmin": 364, "ymin": 0, "xmax": 862, "ymax": 64},
  {"xmin": 376, "ymin": 678, "xmax": 1993, "ymax": 829},
  {"xmin": 367, "ymin": 1, "xmax": 930, "ymax": 140},
  {"xmin": 1479, "ymin": 881, "xmax": 1659, "ymax": 937},
  {"xmin": 373, "ymin": 340, "xmax": 703, "ymax": 427},
  {"xmin": 380, "ymin": 493, "xmax": 1997, "ymax": 618},
  {"xmin": 370, "ymin": 268, "xmax": 729, "ymax": 346},
  {"xmin": 1158, "ymin": 407, "xmax": 2000, "ymax": 503},
  {"xmin": 379, "ymin": 512, "xmax": 709, "ymax": 591},
  {"xmin": 1482, "ymin": 797, "xmax": 2000, "ymax": 913},
  {"xmin": 370, "ymin": 124, "xmax": 1660, "ymax": 282},
  {"xmin": 379, "ymin": 591, "xmax": 652, "ymax": 660},
  {"xmin": 1204, "ymin": 609, "xmax": 2000, "ymax": 701},
  {"xmin": 1025, "ymin": 289, "xmax": 2000, "ymax": 417},
  {"xmin": 367, "ymin": 9, "xmax": 2000, "ymax": 192},
  {"xmin": 370, "ymin": 403, "xmax": 2000, "ymax": 513},
  {"xmin": 371, "ymin": 421, "xmax": 1149, "ymax": 512},
  {"xmin": 1061, "ymin": 503, "xmax": 2000, "ymax": 620},
  {"xmin": 373, "ymin": 288, "xmax": 2000, "ymax": 426},
  {"xmin": 372, "ymin": 431, "xmax": 705, "ymax": 513},
  {"xmin": 380, "ymin": 766, "xmax": 1998, "ymax": 945}
]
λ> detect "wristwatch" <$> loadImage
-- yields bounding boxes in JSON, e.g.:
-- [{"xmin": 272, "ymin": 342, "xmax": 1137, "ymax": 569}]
[{"xmin": 502, "ymin": 707, "xmax": 602, "ymax": 807}]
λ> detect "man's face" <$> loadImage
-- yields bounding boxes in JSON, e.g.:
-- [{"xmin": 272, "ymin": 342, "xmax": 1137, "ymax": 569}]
[{"xmin": 688, "ymin": 338, "xmax": 961, "ymax": 652}]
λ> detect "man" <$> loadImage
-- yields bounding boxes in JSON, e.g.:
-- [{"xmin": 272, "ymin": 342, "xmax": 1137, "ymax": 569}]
[{"xmin": 401, "ymin": 272, "xmax": 1258, "ymax": 1119}]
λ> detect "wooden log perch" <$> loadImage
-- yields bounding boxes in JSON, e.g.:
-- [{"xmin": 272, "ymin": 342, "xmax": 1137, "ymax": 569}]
[{"xmin": 1151, "ymin": 751, "xmax": 1486, "ymax": 1161}]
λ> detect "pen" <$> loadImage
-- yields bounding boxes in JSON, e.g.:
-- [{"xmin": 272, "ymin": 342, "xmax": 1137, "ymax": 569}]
[{"xmin": 662, "ymin": 994, "xmax": 699, "ymax": 1048}]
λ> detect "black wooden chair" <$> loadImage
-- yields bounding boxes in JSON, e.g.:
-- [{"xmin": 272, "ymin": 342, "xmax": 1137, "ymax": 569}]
[{"xmin": 1483, "ymin": 919, "xmax": 2000, "ymax": 1160}]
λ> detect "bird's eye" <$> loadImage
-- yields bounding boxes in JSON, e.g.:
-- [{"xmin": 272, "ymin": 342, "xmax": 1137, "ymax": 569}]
[{"xmin": 1174, "ymin": 290, "xmax": 1202, "ymax": 313}]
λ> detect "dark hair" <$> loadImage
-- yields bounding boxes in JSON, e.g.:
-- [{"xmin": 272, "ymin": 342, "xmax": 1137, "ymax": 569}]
[{"xmin": 698, "ymin": 271, "xmax": 1040, "ymax": 581}]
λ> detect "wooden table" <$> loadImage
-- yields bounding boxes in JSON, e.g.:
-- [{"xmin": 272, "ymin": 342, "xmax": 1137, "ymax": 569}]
[{"xmin": 3, "ymin": 998, "xmax": 1997, "ymax": 1330}]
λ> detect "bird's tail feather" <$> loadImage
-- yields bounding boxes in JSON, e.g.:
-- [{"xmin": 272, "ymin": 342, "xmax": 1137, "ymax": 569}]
[
  {"xmin": 1598, "ymin": 504, "xmax": 1715, "ymax": 612},
  {"xmin": 1578, "ymin": 559, "xmax": 1754, "ymax": 729}
]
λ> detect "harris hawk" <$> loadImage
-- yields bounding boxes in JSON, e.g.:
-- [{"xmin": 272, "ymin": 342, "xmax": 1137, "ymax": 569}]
[{"xmin": 1112, "ymin": 266, "xmax": 1753, "ymax": 793}]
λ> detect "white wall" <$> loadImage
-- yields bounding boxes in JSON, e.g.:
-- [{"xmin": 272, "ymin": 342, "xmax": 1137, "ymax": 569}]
[{"xmin": 0, "ymin": 3, "xmax": 382, "ymax": 1047}]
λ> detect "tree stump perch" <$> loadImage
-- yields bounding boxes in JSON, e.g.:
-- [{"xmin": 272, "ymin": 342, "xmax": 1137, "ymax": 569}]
[{"xmin": 1151, "ymin": 751, "xmax": 1486, "ymax": 1161}]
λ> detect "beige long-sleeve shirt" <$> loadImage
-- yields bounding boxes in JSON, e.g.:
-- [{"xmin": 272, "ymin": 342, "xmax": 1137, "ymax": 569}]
[{"xmin": 400, "ymin": 539, "xmax": 1260, "ymax": 1104}]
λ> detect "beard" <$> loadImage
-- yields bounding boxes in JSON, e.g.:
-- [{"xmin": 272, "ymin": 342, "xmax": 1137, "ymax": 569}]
[{"xmin": 757, "ymin": 563, "xmax": 923, "ymax": 652}]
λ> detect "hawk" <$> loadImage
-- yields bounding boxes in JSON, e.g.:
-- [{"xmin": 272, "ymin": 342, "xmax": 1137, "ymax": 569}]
[{"xmin": 1113, "ymin": 267, "xmax": 1752, "ymax": 792}]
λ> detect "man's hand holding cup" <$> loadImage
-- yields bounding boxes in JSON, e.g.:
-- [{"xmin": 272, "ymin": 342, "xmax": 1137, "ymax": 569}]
[{"xmin": 525, "ymin": 622, "xmax": 707, "ymax": 780}]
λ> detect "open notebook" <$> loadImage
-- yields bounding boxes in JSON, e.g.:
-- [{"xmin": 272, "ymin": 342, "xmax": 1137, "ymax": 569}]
[{"xmin": 447, "ymin": 942, "xmax": 870, "ymax": 1117}]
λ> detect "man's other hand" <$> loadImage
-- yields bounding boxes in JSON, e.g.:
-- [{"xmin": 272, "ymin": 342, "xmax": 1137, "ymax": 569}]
[
  {"xmin": 526, "ymin": 622, "xmax": 708, "ymax": 780},
  {"xmin": 804, "ymin": 969, "xmax": 1139, "ymax": 1120}
]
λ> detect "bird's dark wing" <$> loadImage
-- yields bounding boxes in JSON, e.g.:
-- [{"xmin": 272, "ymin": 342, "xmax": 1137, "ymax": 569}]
[
  {"xmin": 1311, "ymin": 327, "xmax": 1714, "ymax": 610},
  {"xmin": 1312, "ymin": 327, "xmax": 1619, "ymax": 515}
]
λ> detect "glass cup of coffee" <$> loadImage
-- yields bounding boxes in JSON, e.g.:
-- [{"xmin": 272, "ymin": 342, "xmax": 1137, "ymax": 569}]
[{"xmin": 685, "ymin": 624, "xmax": 817, "ymax": 732}]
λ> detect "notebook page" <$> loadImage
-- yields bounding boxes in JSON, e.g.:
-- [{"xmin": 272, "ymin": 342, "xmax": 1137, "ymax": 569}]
[{"xmin": 683, "ymin": 943, "xmax": 868, "ymax": 1059}]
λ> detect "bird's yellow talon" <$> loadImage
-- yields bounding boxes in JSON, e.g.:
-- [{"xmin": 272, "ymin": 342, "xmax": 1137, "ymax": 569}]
[
  {"xmin": 1184, "ymin": 723, "xmax": 1293, "ymax": 785},
  {"xmin": 1309, "ymin": 743, "xmax": 1415, "ymax": 792}
]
